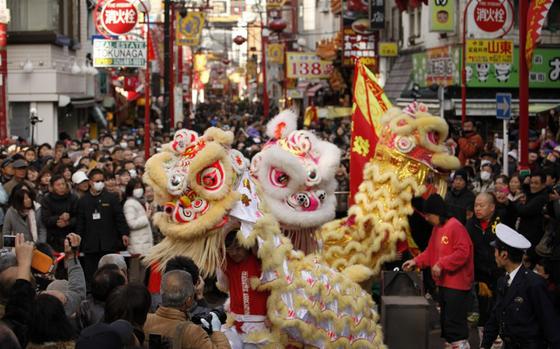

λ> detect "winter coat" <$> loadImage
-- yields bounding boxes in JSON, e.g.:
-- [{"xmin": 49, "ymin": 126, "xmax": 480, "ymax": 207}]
[
  {"xmin": 123, "ymin": 198, "xmax": 153, "ymax": 255},
  {"xmin": 41, "ymin": 192, "xmax": 79, "ymax": 252},
  {"xmin": 414, "ymin": 217, "xmax": 474, "ymax": 291},
  {"xmin": 1, "ymin": 206, "xmax": 46, "ymax": 245},
  {"xmin": 75, "ymin": 190, "xmax": 129, "ymax": 253},
  {"xmin": 458, "ymin": 132, "xmax": 484, "ymax": 165},
  {"xmin": 444, "ymin": 187, "xmax": 476, "ymax": 224},
  {"xmin": 465, "ymin": 214, "xmax": 501, "ymax": 287},
  {"xmin": 513, "ymin": 188, "xmax": 549, "ymax": 247}
]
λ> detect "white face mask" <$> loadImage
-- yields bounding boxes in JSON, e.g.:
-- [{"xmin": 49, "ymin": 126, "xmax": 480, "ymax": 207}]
[
  {"xmin": 480, "ymin": 171, "xmax": 491, "ymax": 181},
  {"xmin": 133, "ymin": 188, "xmax": 144, "ymax": 199},
  {"xmin": 93, "ymin": 182, "xmax": 105, "ymax": 192},
  {"xmin": 129, "ymin": 169, "xmax": 137, "ymax": 178}
]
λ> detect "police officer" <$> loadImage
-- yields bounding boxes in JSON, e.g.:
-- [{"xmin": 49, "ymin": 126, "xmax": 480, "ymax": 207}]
[{"xmin": 481, "ymin": 224, "xmax": 560, "ymax": 349}]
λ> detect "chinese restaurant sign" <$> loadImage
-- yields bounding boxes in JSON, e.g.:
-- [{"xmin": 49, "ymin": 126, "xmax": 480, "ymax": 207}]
[{"xmin": 466, "ymin": 39, "xmax": 514, "ymax": 64}]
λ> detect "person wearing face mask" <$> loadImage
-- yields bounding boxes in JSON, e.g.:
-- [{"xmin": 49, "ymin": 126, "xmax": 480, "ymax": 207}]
[
  {"xmin": 457, "ymin": 119, "xmax": 484, "ymax": 166},
  {"xmin": 123, "ymin": 178, "xmax": 153, "ymax": 282},
  {"xmin": 473, "ymin": 162, "xmax": 496, "ymax": 195},
  {"xmin": 76, "ymin": 168, "xmax": 130, "ymax": 289}
]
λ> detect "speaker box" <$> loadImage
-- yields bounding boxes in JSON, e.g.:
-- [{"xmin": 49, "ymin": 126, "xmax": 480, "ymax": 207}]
[
  {"xmin": 381, "ymin": 296, "xmax": 430, "ymax": 349},
  {"xmin": 381, "ymin": 270, "xmax": 423, "ymax": 296}
]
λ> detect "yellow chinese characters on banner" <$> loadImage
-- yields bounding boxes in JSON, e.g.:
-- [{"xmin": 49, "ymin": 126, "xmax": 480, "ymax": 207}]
[
  {"xmin": 379, "ymin": 42, "xmax": 398, "ymax": 57},
  {"xmin": 176, "ymin": 12, "xmax": 205, "ymax": 46},
  {"xmin": 466, "ymin": 39, "xmax": 514, "ymax": 64},
  {"xmin": 267, "ymin": 44, "xmax": 284, "ymax": 64},
  {"xmin": 286, "ymin": 53, "xmax": 333, "ymax": 79}
]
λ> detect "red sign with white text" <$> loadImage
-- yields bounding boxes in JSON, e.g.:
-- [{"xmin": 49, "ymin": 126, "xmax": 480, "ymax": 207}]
[
  {"xmin": 469, "ymin": 0, "xmax": 513, "ymax": 38},
  {"xmin": 101, "ymin": 0, "xmax": 138, "ymax": 36}
]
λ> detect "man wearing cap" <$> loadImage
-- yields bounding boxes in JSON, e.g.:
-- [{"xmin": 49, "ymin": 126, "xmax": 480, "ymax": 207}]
[
  {"xmin": 71, "ymin": 171, "xmax": 90, "ymax": 198},
  {"xmin": 0, "ymin": 157, "xmax": 14, "ymax": 184},
  {"xmin": 3, "ymin": 159, "xmax": 33, "ymax": 196},
  {"xmin": 403, "ymin": 194, "xmax": 474, "ymax": 349},
  {"xmin": 481, "ymin": 224, "xmax": 560, "ymax": 349},
  {"xmin": 445, "ymin": 168, "xmax": 476, "ymax": 224}
]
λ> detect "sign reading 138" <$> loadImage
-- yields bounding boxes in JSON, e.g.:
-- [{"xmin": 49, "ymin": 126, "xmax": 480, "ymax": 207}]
[{"xmin": 286, "ymin": 52, "xmax": 333, "ymax": 79}]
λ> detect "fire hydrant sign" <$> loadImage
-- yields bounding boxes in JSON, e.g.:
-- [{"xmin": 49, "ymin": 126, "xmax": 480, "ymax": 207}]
[
  {"xmin": 93, "ymin": 39, "xmax": 146, "ymax": 68},
  {"xmin": 467, "ymin": 0, "xmax": 513, "ymax": 38},
  {"xmin": 466, "ymin": 39, "xmax": 513, "ymax": 64},
  {"xmin": 101, "ymin": 0, "xmax": 138, "ymax": 36}
]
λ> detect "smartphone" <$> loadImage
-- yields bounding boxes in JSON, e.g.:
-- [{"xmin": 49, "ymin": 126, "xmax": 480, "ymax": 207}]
[{"xmin": 3, "ymin": 235, "xmax": 15, "ymax": 248}]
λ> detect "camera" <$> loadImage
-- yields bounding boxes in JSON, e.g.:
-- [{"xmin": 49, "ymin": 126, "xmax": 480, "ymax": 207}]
[
  {"xmin": 549, "ymin": 184, "xmax": 560, "ymax": 195},
  {"xmin": 191, "ymin": 308, "xmax": 227, "ymax": 335},
  {"xmin": 30, "ymin": 108, "xmax": 43, "ymax": 125},
  {"xmin": 3, "ymin": 235, "xmax": 15, "ymax": 248}
]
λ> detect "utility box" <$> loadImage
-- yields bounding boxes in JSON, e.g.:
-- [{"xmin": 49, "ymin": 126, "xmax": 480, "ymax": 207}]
[{"xmin": 381, "ymin": 296, "xmax": 430, "ymax": 349}]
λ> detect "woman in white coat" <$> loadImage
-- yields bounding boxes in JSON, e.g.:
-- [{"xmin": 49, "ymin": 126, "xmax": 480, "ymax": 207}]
[{"xmin": 123, "ymin": 178, "xmax": 153, "ymax": 282}]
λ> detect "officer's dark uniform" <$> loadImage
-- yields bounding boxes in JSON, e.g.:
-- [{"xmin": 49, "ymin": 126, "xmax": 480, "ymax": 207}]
[{"xmin": 481, "ymin": 265, "xmax": 560, "ymax": 349}]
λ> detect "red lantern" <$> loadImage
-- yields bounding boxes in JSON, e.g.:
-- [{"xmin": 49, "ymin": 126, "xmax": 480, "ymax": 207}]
[
  {"xmin": 233, "ymin": 35, "xmax": 246, "ymax": 45},
  {"xmin": 268, "ymin": 18, "xmax": 287, "ymax": 32},
  {"xmin": 222, "ymin": 59, "xmax": 230, "ymax": 65}
]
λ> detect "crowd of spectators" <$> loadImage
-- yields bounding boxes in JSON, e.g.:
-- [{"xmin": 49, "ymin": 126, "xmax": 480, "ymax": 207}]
[{"xmin": 0, "ymin": 101, "xmax": 559, "ymax": 348}]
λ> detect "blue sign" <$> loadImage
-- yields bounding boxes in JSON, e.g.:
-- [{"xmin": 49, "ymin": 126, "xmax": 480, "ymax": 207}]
[{"xmin": 496, "ymin": 93, "xmax": 512, "ymax": 120}]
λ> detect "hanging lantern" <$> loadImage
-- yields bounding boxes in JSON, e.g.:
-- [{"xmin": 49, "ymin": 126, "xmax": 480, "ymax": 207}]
[
  {"xmin": 268, "ymin": 18, "xmax": 287, "ymax": 32},
  {"xmin": 222, "ymin": 59, "xmax": 231, "ymax": 65},
  {"xmin": 233, "ymin": 35, "xmax": 246, "ymax": 45}
]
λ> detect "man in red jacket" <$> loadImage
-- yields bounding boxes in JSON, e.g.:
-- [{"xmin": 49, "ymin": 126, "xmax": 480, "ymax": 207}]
[{"xmin": 403, "ymin": 194, "xmax": 474, "ymax": 349}]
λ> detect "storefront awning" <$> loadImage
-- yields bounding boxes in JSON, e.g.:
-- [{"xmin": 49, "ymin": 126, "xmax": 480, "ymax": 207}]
[
  {"xmin": 451, "ymin": 99, "xmax": 560, "ymax": 117},
  {"xmin": 71, "ymin": 97, "xmax": 96, "ymax": 109}
]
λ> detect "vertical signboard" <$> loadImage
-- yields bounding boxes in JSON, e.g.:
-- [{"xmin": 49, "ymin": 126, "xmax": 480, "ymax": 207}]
[
  {"xmin": 176, "ymin": 12, "xmax": 205, "ymax": 46},
  {"xmin": 369, "ymin": 0, "xmax": 385, "ymax": 30},
  {"xmin": 430, "ymin": 0, "xmax": 455, "ymax": 32}
]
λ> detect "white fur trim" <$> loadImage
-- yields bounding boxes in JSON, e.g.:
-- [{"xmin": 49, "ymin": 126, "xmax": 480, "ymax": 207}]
[{"xmin": 265, "ymin": 109, "xmax": 298, "ymax": 139}]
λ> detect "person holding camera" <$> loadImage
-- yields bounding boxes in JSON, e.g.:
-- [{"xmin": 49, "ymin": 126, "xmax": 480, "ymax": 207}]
[
  {"xmin": 457, "ymin": 119, "xmax": 484, "ymax": 166},
  {"xmin": 143, "ymin": 270, "xmax": 230, "ymax": 349}
]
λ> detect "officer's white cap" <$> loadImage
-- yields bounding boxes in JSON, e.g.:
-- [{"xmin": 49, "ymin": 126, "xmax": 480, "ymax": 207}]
[{"xmin": 491, "ymin": 223, "xmax": 531, "ymax": 250}]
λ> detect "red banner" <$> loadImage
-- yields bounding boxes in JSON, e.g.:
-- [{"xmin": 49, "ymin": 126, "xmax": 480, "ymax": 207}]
[
  {"xmin": 348, "ymin": 59, "xmax": 392, "ymax": 205},
  {"xmin": 0, "ymin": 23, "xmax": 7, "ymax": 140},
  {"xmin": 525, "ymin": 0, "xmax": 554, "ymax": 69}
]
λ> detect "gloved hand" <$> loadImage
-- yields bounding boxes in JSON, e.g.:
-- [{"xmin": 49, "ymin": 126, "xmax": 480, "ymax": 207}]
[
  {"xmin": 210, "ymin": 312, "xmax": 222, "ymax": 332},
  {"xmin": 192, "ymin": 313, "xmax": 214, "ymax": 335}
]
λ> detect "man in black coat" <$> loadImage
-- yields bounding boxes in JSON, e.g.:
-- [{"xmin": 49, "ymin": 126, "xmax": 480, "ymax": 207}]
[
  {"xmin": 41, "ymin": 174, "xmax": 79, "ymax": 253},
  {"xmin": 76, "ymin": 168, "xmax": 129, "ymax": 287},
  {"xmin": 512, "ymin": 171, "xmax": 549, "ymax": 262},
  {"xmin": 482, "ymin": 224, "xmax": 560, "ymax": 349},
  {"xmin": 466, "ymin": 193, "xmax": 501, "ymax": 333},
  {"xmin": 445, "ymin": 168, "xmax": 475, "ymax": 224}
]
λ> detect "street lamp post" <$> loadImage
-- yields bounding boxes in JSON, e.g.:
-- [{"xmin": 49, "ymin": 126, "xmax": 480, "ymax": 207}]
[
  {"xmin": 137, "ymin": 1, "xmax": 151, "ymax": 160},
  {"xmin": 261, "ymin": 24, "xmax": 269, "ymax": 118}
]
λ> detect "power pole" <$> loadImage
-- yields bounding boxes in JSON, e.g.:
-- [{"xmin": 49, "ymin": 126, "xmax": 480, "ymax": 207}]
[{"xmin": 163, "ymin": 0, "xmax": 171, "ymax": 132}]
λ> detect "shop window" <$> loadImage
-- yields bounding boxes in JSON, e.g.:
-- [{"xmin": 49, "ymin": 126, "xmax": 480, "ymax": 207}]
[
  {"xmin": 8, "ymin": 102, "xmax": 30, "ymax": 141},
  {"xmin": 7, "ymin": 0, "xmax": 80, "ymax": 47}
]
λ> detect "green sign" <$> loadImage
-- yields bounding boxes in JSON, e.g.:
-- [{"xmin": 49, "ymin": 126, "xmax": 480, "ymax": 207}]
[
  {"xmin": 466, "ymin": 47, "xmax": 560, "ymax": 88},
  {"xmin": 93, "ymin": 39, "xmax": 147, "ymax": 68},
  {"xmin": 430, "ymin": 0, "xmax": 455, "ymax": 32},
  {"xmin": 412, "ymin": 46, "xmax": 560, "ymax": 88}
]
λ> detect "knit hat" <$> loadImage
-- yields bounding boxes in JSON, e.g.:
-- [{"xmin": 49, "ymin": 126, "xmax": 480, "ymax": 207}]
[
  {"xmin": 453, "ymin": 168, "xmax": 469, "ymax": 181},
  {"xmin": 423, "ymin": 194, "xmax": 447, "ymax": 217}
]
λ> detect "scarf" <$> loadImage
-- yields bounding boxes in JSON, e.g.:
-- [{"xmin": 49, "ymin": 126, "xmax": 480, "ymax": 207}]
[{"xmin": 27, "ymin": 209, "xmax": 38, "ymax": 242}]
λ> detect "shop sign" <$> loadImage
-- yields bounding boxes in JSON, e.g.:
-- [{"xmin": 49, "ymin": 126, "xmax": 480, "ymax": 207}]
[
  {"xmin": 412, "ymin": 46, "xmax": 461, "ymax": 87},
  {"xmin": 466, "ymin": 47, "xmax": 560, "ymax": 88},
  {"xmin": 466, "ymin": 39, "xmax": 513, "ymax": 64},
  {"xmin": 467, "ymin": 0, "xmax": 514, "ymax": 38},
  {"xmin": 101, "ymin": 0, "xmax": 138, "ymax": 36},
  {"xmin": 379, "ymin": 42, "xmax": 398, "ymax": 57},
  {"xmin": 286, "ymin": 53, "xmax": 333, "ymax": 79},
  {"xmin": 342, "ymin": 27, "xmax": 376, "ymax": 67},
  {"xmin": 176, "ymin": 12, "xmax": 205, "ymax": 46},
  {"xmin": 267, "ymin": 44, "xmax": 284, "ymax": 64},
  {"xmin": 430, "ymin": 0, "xmax": 455, "ymax": 32},
  {"xmin": 93, "ymin": 39, "xmax": 146, "ymax": 67},
  {"xmin": 369, "ymin": 0, "xmax": 385, "ymax": 30}
]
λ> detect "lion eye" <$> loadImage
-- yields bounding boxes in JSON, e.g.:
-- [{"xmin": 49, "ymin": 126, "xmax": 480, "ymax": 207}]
[
  {"xmin": 196, "ymin": 161, "xmax": 225, "ymax": 191},
  {"xmin": 270, "ymin": 168, "xmax": 289, "ymax": 187}
]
